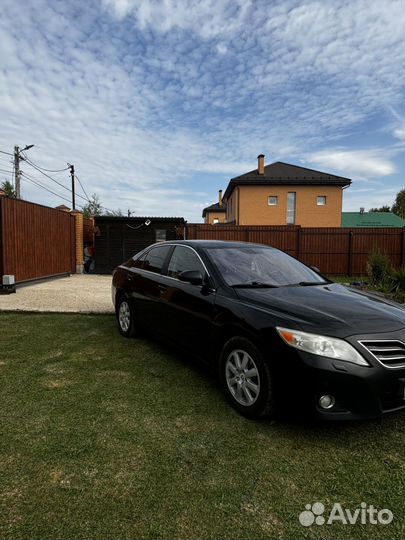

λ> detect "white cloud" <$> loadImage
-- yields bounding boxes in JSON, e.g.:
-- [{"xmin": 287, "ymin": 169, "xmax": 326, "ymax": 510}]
[
  {"xmin": 343, "ymin": 187, "xmax": 399, "ymax": 212},
  {"xmin": 102, "ymin": 0, "xmax": 253, "ymax": 38},
  {"xmin": 393, "ymin": 126, "xmax": 405, "ymax": 141},
  {"xmin": 309, "ymin": 149, "xmax": 396, "ymax": 179},
  {"xmin": 0, "ymin": 0, "xmax": 403, "ymax": 220}
]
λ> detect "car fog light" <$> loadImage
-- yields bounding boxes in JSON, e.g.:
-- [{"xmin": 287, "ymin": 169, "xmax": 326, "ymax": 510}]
[{"xmin": 319, "ymin": 394, "xmax": 335, "ymax": 410}]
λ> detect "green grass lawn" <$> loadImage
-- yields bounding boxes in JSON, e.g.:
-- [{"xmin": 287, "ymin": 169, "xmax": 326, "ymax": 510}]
[{"xmin": 0, "ymin": 313, "xmax": 404, "ymax": 540}]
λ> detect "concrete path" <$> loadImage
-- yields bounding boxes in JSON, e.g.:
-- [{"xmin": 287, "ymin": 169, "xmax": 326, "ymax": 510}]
[{"xmin": 0, "ymin": 275, "xmax": 114, "ymax": 313}]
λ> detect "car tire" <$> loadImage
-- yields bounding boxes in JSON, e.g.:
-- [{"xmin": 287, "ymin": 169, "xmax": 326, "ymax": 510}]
[
  {"xmin": 116, "ymin": 295, "xmax": 137, "ymax": 338},
  {"xmin": 219, "ymin": 336, "xmax": 275, "ymax": 419}
]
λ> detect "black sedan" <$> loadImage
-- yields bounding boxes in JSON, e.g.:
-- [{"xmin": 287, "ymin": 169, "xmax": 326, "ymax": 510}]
[{"xmin": 112, "ymin": 240, "xmax": 405, "ymax": 420}]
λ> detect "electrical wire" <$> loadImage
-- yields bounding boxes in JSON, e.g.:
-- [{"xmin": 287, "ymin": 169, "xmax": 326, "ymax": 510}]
[
  {"xmin": 21, "ymin": 153, "xmax": 72, "ymax": 193},
  {"xmin": 9, "ymin": 148, "xmax": 117, "ymax": 215},
  {"xmin": 74, "ymin": 173, "xmax": 90, "ymax": 202},
  {"xmin": 21, "ymin": 154, "xmax": 70, "ymax": 173},
  {"xmin": 21, "ymin": 153, "xmax": 90, "ymax": 204},
  {"xmin": 21, "ymin": 171, "xmax": 82, "ymax": 207}
]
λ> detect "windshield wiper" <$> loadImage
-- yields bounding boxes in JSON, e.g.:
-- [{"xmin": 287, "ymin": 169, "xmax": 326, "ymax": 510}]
[
  {"xmin": 231, "ymin": 282, "xmax": 279, "ymax": 289},
  {"xmin": 289, "ymin": 281, "xmax": 328, "ymax": 287}
]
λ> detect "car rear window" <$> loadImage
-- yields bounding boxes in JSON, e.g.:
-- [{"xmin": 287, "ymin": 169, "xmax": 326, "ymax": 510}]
[{"xmin": 140, "ymin": 245, "xmax": 171, "ymax": 274}]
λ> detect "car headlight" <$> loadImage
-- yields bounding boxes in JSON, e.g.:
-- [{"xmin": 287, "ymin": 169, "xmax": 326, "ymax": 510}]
[{"xmin": 276, "ymin": 327, "xmax": 369, "ymax": 366}]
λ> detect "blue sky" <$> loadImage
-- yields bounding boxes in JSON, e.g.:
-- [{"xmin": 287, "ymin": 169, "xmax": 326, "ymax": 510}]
[{"xmin": 0, "ymin": 0, "xmax": 404, "ymax": 220}]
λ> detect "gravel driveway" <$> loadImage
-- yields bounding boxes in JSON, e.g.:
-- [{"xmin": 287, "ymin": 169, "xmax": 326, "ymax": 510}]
[{"xmin": 0, "ymin": 275, "xmax": 114, "ymax": 313}]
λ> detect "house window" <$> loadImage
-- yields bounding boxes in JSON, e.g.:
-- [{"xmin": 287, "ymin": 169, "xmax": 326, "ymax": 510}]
[
  {"xmin": 268, "ymin": 196, "xmax": 278, "ymax": 206},
  {"xmin": 317, "ymin": 196, "xmax": 327, "ymax": 206},
  {"xmin": 155, "ymin": 229, "xmax": 166, "ymax": 242},
  {"xmin": 213, "ymin": 218, "xmax": 219, "ymax": 224},
  {"xmin": 287, "ymin": 192, "xmax": 296, "ymax": 224}
]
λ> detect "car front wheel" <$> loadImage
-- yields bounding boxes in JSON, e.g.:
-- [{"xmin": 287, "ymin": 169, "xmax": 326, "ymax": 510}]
[
  {"xmin": 116, "ymin": 296, "xmax": 136, "ymax": 338},
  {"xmin": 220, "ymin": 337, "xmax": 275, "ymax": 419}
]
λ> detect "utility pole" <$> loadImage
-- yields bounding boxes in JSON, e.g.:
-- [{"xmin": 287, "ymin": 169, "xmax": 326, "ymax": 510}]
[
  {"xmin": 14, "ymin": 146, "xmax": 20, "ymax": 199},
  {"xmin": 14, "ymin": 144, "xmax": 34, "ymax": 199},
  {"xmin": 69, "ymin": 164, "xmax": 75, "ymax": 210}
]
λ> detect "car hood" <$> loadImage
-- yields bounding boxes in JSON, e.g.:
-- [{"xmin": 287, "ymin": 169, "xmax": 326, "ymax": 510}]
[{"xmin": 235, "ymin": 283, "xmax": 405, "ymax": 337}]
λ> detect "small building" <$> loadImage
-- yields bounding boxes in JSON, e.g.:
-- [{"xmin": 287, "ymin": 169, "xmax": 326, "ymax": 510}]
[
  {"xmin": 219, "ymin": 154, "xmax": 351, "ymax": 227},
  {"xmin": 55, "ymin": 204, "xmax": 71, "ymax": 212},
  {"xmin": 94, "ymin": 216, "xmax": 185, "ymax": 274},
  {"xmin": 202, "ymin": 190, "xmax": 227, "ymax": 224},
  {"xmin": 342, "ymin": 211, "xmax": 405, "ymax": 228}
]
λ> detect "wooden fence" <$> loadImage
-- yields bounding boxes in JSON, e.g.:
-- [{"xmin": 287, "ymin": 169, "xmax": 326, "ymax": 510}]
[
  {"xmin": 185, "ymin": 224, "xmax": 405, "ymax": 276},
  {"xmin": 0, "ymin": 197, "xmax": 76, "ymax": 282}
]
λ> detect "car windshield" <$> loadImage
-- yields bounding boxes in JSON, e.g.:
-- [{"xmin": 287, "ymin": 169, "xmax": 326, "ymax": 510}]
[{"xmin": 207, "ymin": 246, "xmax": 327, "ymax": 287}]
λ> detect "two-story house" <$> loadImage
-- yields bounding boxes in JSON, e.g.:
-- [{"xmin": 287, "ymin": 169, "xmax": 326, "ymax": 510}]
[
  {"xmin": 203, "ymin": 155, "xmax": 351, "ymax": 227},
  {"xmin": 202, "ymin": 190, "xmax": 227, "ymax": 224}
]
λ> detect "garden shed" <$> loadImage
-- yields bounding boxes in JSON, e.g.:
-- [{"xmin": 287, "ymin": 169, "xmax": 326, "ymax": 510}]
[{"xmin": 94, "ymin": 216, "xmax": 185, "ymax": 274}]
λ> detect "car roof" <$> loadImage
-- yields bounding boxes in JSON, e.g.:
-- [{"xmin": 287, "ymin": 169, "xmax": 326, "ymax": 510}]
[{"xmin": 161, "ymin": 239, "xmax": 274, "ymax": 250}]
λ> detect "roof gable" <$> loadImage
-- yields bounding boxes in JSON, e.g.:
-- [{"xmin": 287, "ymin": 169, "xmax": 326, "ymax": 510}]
[
  {"xmin": 224, "ymin": 161, "xmax": 351, "ymax": 199},
  {"xmin": 202, "ymin": 202, "xmax": 226, "ymax": 217}
]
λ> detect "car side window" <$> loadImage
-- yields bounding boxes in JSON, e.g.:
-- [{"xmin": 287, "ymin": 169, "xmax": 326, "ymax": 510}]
[
  {"xmin": 130, "ymin": 252, "xmax": 147, "ymax": 269},
  {"xmin": 140, "ymin": 245, "xmax": 171, "ymax": 274},
  {"xmin": 167, "ymin": 246, "xmax": 205, "ymax": 279}
]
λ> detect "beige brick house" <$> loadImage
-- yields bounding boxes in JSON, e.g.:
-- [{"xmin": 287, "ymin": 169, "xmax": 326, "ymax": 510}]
[
  {"xmin": 202, "ymin": 190, "xmax": 227, "ymax": 224},
  {"xmin": 203, "ymin": 155, "xmax": 351, "ymax": 227}
]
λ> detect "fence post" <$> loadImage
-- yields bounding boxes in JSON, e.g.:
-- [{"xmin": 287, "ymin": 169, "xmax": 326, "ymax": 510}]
[
  {"xmin": 296, "ymin": 227, "xmax": 301, "ymax": 259},
  {"xmin": 71, "ymin": 210, "xmax": 84, "ymax": 274},
  {"xmin": 347, "ymin": 230, "xmax": 353, "ymax": 277},
  {"xmin": 0, "ymin": 196, "xmax": 3, "ymax": 280},
  {"xmin": 402, "ymin": 227, "xmax": 405, "ymax": 268}
]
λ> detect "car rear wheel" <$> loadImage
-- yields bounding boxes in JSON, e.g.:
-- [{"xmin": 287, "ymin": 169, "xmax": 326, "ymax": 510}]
[
  {"xmin": 220, "ymin": 337, "xmax": 275, "ymax": 419},
  {"xmin": 116, "ymin": 296, "xmax": 136, "ymax": 338}
]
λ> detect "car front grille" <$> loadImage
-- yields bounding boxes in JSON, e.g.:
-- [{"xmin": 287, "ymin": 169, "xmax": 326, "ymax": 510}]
[{"xmin": 359, "ymin": 340, "xmax": 405, "ymax": 369}]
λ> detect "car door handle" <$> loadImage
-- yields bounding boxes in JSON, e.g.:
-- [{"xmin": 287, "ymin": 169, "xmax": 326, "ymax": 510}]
[{"xmin": 158, "ymin": 284, "xmax": 167, "ymax": 293}]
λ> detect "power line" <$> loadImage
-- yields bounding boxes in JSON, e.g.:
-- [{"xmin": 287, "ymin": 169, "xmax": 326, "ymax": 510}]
[
  {"xmin": 21, "ymin": 153, "xmax": 90, "ymax": 203},
  {"xmin": 0, "ymin": 156, "xmax": 12, "ymax": 165},
  {"xmin": 0, "ymin": 168, "xmax": 14, "ymax": 175},
  {"xmin": 22, "ymin": 154, "xmax": 70, "ymax": 173},
  {"xmin": 5, "ymin": 147, "xmax": 116, "ymax": 215},
  {"xmin": 22, "ymin": 174, "xmax": 72, "ymax": 204},
  {"xmin": 74, "ymin": 173, "xmax": 90, "ymax": 201},
  {"xmin": 21, "ymin": 171, "xmax": 83, "ymax": 208},
  {"xmin": 21, "ymin": 152, "xmax": 72, "ymax": 193}
]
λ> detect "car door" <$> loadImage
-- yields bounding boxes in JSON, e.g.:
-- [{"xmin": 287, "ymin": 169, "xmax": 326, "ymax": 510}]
[
  {"xmin": 159, "ymin": 245, "xmax": 216, "ymax": 357},
  {"xmin": 127, "ymin": 244, "xmax": 173, "ymax": 335}
]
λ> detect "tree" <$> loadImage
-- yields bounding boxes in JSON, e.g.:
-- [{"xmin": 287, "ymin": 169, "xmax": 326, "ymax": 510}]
[
  {"xmin": 1, "ymin": 180, "xmax": 16, "ymax": 198},
  {"xmin": 391, "ymin": 189, "xmax": 405, "ymax": 219},
  {"xmin": 82, "ymin": 193, "xmax": 103, "ymax": 217},
  {"xmin": 369, "ymin": 205, "xmax": 391, "ymax": 212}
]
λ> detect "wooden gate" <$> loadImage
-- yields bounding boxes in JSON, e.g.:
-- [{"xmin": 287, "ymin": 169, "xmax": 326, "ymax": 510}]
[{"xmin": 0, "ymin": 197, "xmax": 76, "ymax": 282}]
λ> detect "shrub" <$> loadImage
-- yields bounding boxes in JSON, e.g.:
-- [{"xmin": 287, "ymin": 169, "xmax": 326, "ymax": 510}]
[
  {"xmin": 366, "ymin": 250, "xmax": 392, "ymax": 288},
  {"xmin": 390, "ymin": 267, "xmax": 405, "ymax": 293}
]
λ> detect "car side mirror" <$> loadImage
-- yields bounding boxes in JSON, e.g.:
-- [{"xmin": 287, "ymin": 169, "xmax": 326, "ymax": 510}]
[
  {"xmin": 311, "ymin": 266, "xmax": 320, "ymax": 274},
  {"xmin": 178, "ymin": 270, "xmax": 203, "ymax": 286}
]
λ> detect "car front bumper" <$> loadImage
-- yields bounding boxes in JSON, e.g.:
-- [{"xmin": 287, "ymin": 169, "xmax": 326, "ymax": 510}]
[{"xmin": 276, "ymin": 329, "xmax": 405, "ymax": 420}]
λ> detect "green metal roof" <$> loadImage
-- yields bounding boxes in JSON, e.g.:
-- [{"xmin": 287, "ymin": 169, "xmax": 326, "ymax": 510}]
[{"xmin": 342, "ymin": 212, "xmax": 405, "ymax": 228}]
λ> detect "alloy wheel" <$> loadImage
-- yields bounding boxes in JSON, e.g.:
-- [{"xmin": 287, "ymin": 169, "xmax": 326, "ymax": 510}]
[
  {"xmin": 225, "ymin": 349, "xmax": 261, "ymax": 406},
  {"xmin": 118, "ymin": 300, "xmax": 131, "ymax": 333}
]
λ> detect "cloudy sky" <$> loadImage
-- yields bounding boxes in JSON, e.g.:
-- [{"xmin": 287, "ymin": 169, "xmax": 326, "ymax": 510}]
[{"xmin": 0, "ymin": 0, "xmax": 404, "ymax": 220}]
